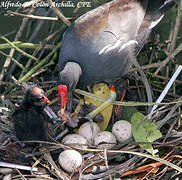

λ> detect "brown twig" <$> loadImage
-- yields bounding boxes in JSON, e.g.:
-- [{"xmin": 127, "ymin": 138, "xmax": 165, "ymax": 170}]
[
  {"xmin": 6, "ymin": 10, "xmax": 58, "ymax": 21},
  {"xmin": 147, "ymin": 72, "xmax": 182, "ymax": 85},
  {"xmin": 46, "ymin": 0, "xmax": 71, "ymax": 26},
  {"xmin": 153, "ymin": 42, "xmax": 182, "ymax": 76},
  {"xmin": 43, "ymin": 150, "xmax": 70, "ymax": 180},
  {"xmin": 153, "ymin": 1, "xmax": 182, "ymax": 76},
  {"xmin": 104, "ymin": 149, "xmax": 112, "ymax": 180},
  {"xmin": 170, "ymin": 0, "xmax": 182, "ymax": 52},
  {"xmin": 163, "ymin": 118, "xmax": 177, "ymax": 143},
  {"xmin": 157, "ymin": 97, "xmax": 182, "ymax": 129}
]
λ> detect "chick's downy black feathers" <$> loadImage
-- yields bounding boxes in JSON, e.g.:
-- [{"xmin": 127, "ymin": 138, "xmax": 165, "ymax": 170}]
[{"xmin": 13, "ymin": 86, "xmax": 48, "ymax": 142}]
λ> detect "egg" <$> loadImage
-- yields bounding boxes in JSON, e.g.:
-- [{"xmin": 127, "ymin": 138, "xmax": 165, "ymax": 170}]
[
  {"xmin": 112, "ymin": 120, "xmax": 132, "ymax": 142},
  {"xmin": 61, "ymin": 134, "xmax": 88, "ymax": 149},
  {"xmin": 58, "ymin": 150, "xmax": 83, "ymax": 173},
  {"xmin": 93, "ymin": 131, "xmax": 116, "ymax": 149},
  {"xmin": 78, "ymin": 122, "xmax": 100, "ymax": 146}
]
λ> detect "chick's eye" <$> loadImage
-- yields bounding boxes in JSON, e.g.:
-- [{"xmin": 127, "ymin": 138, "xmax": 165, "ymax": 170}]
[{"xmin": 34, "ymin": 94, "xmax": 43, "ymax": 100}]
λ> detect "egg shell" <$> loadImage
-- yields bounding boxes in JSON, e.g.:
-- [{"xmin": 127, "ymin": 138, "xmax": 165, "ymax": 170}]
[
  {"xmin": 78, "ymin": 122, "xmax": 100, "ymax": 146},
  {"xmin": 61, "ymin": 134, "xmax": 88, "ymax": 149},
  {"xmin": 58, "ymin": 150, "xmax": 82, "ymax": 173},
  {"xmin": 112, "ymin": 120, "xmax": 132, "ymax": 142},
  {"xmin": 93, "ymin": 131, "xmax": 116, "ymax": 149}
]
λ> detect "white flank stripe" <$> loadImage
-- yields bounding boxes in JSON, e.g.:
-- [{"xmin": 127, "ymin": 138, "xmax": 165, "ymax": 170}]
[
  {"xmin": 99, "ymin": 44, "xmax": 113, "ymax": 55},
  {"xmin": 104, "ymin": 40, "xmax": 122, "ymax": 54},
  {"xmin": 119, "ymin": 40, "xmax": 138, "ymax": 52},
  {"xmin": 149, "ymin": 15, "xmax": 164, "ymax": 29},
  {"xmin": 99, "ymin": 40, "xmax": 138, "ymax": 55}
]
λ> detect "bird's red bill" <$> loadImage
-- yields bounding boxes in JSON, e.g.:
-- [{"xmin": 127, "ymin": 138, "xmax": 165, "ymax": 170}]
[
  {"xmin": 110, "ymin": 85, "xmax": 116, "ymax": 92},
  {"xmin": 32, "ymin": 87, "xmax": 50, "ymax": 103},
  {"xmin": 42, "ymin": 95, "xmax": 50, "ymax": 103},
  {"xmin": 57, "ymin": 84, "xmax": 68, "ymax": 113}
]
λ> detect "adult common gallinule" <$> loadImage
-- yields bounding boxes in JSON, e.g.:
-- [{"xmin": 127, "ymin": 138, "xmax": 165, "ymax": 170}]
[
  {"xmin": 58, "ymin": 0, "xmax": 175, "ymax": 116},
  {"xmin": 13, "ymin": 86, "xmax": 51, "ymax": 142}
]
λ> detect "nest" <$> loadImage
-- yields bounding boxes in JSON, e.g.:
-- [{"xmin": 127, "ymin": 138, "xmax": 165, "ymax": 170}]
[{"xmin": 0, "ymin": 0, "xmax": 182, "ymax": 179}]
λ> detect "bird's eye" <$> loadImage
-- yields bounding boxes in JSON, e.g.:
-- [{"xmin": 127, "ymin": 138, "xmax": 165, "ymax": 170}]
[{"xmin": 34, "ymin": 94, "xmax": 43, "ymax": 100}]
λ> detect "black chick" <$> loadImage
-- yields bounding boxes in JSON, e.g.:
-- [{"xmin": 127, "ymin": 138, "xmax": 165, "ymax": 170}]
[{"xmin": 13, "ymin": 86, "xmax": 50, "ymax": 142}]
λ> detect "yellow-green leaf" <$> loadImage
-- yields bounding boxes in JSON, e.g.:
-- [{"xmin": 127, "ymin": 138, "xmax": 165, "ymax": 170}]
[
  {"xmin": 84, "ymin": 83, "xmax": 113, "ymax": 130},
  {"xmin": 131, "ymin": 112, "xmax": 162, "ymax": 155}
]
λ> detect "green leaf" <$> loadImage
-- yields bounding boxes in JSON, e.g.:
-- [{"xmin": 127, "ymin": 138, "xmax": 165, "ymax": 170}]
[
  {"xmin": 121, "ymin": 106, "xmax": 138, "ymax": 122},
  {"xmin": 131, "ymin": 112, "xmax": 162, "ymax": 155}
]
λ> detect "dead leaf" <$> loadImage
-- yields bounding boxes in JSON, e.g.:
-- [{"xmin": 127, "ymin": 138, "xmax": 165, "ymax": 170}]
[{"xmin": 84, "ymin": 83, "xmax": 113, "ymax": 131}]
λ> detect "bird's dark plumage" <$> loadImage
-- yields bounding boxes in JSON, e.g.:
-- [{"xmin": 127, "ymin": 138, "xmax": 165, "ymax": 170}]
[
  {"xmin": 13, "ymin": 86, "xmax": 49, "ymax": 142},
  {"xmin": 59, "ymin": 0, "xmax": 175, "ymax": 88},
  {"xmin": 58, "ymin": 0, "xmax": 175, "ymax": 111}
]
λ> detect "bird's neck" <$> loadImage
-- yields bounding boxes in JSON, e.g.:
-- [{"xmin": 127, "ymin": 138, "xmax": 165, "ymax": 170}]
[{"xmin": 59, "ymin": 62, "xmax": 82, "ymax": 91}]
